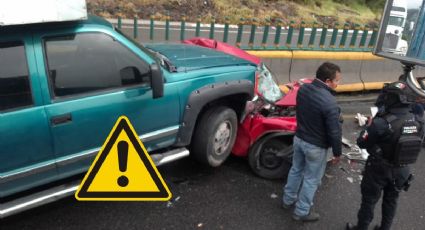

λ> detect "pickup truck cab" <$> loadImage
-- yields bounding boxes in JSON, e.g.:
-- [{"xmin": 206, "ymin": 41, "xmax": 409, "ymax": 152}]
[{"xmin": 0, "ymin": 15, "xmax": 256, "ymax": 217}]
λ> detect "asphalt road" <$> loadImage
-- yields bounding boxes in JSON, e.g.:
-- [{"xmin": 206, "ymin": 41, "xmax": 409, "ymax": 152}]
[{"xmin": 2, "ymin": 95, "xmax": 425, "ymax": 230}]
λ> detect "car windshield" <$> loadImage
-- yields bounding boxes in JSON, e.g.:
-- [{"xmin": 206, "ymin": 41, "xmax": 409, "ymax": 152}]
[{"xmin": 257, "ymin": 64, "xmax": 284, "ymax": 103}]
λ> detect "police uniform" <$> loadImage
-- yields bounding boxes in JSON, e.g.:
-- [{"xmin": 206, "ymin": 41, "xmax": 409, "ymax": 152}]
[{"xmin": 347, "ymin": 82, "xmax": 423, "ymax": 230}]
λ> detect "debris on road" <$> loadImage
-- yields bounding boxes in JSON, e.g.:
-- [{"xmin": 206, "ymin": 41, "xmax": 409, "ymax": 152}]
[
  {"xmin": 325, "ymin": 173, "xmax": 334, "ymax": 179},
  {"xmin": 270, "ymin": 193, "xmax": 278, "ymax": 199},
  {"xmin": 342, "ymin": 136, "xmax": 354, "ymax": 148},
  {"xmin": 166, "ymin": 196, "xmax": 181, "ymax": 208},
  {"xmin": 342, "ymin": 136, "xmax": 369, "ymax": 163},
  {"xmin": 343, "ymin": 150, "xmax": 368, "ymax": 162},
  {"xmin": 340, "ymin": 167, "xmax": 348, "ymax": 174},
  {"xmin": 355, "ymin": 113, "xmax": 368, "ymax": 126},
  {"xmin": 347, "ymin": 177, "xmax": 354, "ymax": 183}
]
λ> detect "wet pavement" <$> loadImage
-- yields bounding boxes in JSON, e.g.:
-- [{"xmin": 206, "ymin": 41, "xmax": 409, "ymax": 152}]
[{"xmin": 2, "ymin": 96, "xmax": 425, "ymax": 230}]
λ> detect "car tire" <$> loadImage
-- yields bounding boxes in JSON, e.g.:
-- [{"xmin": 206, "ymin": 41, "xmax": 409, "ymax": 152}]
[
  {"xmin": 248, "ymin": 135, "xmax": 293, "ymax": 179},
  {"xmin": 192, "ymin": 106, "xmax": 238, "ymax": 167}
]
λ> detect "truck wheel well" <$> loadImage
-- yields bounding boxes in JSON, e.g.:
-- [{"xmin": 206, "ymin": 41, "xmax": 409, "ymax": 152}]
[
  {"xmin": 190, "ymin": 93, "xmax": 251, "ymax": 146},
  {"xmin": 174, "ymin": 80, "xmax": 254, "ymax": 147},
  {"xmin": 199, "ymin": 94, "xmax": 251, "ymax": 120}
]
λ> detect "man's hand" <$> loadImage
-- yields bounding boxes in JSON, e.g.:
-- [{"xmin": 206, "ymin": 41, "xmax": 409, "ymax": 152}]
[{"xmin": 331, "ymin": 156, "xmax": 341, "ymax": 165}]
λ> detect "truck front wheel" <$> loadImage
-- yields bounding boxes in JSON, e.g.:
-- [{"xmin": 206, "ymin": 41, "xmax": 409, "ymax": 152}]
[{"xmin": 192, "ymin": 106, "xmax": 238, "ymax": 167}]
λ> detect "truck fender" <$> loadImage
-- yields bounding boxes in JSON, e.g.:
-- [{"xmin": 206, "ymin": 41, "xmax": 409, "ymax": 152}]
[{"xmin": 175, "ymin": 80, "xmax": 254, "ymax": 146}]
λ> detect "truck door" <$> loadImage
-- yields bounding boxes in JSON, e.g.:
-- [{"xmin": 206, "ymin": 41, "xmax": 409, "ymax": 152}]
[
  {"xmin": 32, "ymin": 29, "xmax": 180, "ymax": 178},
  {"xmin": 0, "ymin": 33, "xmax": 57, "ymax": 197}
]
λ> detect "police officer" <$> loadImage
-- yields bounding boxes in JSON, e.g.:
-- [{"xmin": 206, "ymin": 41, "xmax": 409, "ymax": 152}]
[{"xmin": 346, "ymin": 81, "xmax": 423, "ymax": 230}]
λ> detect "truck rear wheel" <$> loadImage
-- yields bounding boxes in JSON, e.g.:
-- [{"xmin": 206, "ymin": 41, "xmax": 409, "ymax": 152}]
[
  {"xmin": 248, "ymin": 136, "xmax": 293, "ymax": 179},
  {"xmin": 192, "ymin": 106, "xmax": 238, "ymax": 167}
]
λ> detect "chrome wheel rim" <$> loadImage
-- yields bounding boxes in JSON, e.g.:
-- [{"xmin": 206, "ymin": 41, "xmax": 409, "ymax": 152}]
[{"xmin": 213, "ymin": 121, "xmax": 232, "ymax": 155}]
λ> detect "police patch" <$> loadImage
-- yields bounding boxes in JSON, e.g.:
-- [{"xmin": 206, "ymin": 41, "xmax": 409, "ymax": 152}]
[{"xmin": 402, "ymin": 126, "xmax": 418, "ymax": 134}]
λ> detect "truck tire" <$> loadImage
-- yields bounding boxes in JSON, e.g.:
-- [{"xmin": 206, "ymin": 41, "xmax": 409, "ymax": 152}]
[
  {"xmin": 192, "ymin": 106, "xmax": 238, "ymax": 167},
  {"xmin": 248, "ymin": 136, "xmax": 293, "ymax": 179}
]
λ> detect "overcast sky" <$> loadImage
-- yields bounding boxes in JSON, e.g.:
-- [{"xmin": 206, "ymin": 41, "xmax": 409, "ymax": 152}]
[{"xmin": 407, "ymin": 0, "xmax": 423, "ymax": 9}]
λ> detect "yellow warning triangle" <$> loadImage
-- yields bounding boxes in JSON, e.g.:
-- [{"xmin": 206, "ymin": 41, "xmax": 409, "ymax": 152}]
[{"xmin": 75, "ymin": 116, "xmax": 172, "ymax": 201}]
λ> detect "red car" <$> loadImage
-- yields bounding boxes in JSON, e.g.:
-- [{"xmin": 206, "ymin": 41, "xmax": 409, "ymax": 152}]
[
  {"xmin": 232, "ymin": 78, "xmax": 312, "ymax": 179},
  {"xmin": 183, "ymin": 38, "xmax": 310, "ymax": 179}
]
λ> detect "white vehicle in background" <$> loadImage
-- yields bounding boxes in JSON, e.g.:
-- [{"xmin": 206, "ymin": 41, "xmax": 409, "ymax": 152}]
[
  {"xmin": 384, "ymin": 0, "xmax": 409, "ymax": 55},
  {"xmin": 375, "ymin": 0, "xmax": 425, "ymax": 99}
]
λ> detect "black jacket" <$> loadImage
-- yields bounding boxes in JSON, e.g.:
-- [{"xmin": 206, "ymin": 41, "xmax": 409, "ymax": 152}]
[
  {"xmin": 295, "ymin": 79, "xmax": 342, "ymax": 156},
  {"xmin": 357, "ymin": 107, "xmax": 423, "ymax": 160}
]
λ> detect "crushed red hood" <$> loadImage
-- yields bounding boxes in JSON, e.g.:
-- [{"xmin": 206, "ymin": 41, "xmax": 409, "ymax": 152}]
[
  {"xmin": 182, "ymin": 37, "xmax": 261, "ymax": 65},
  {"xmin": 276, "ymin": 79, "xmax": 313, "ymax": 107}
]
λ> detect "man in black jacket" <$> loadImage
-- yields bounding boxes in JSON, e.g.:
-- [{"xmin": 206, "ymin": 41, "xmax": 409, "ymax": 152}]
[
  {"xmin": 282, "ymin": 62, "xmax": 342, "ymax": 222},
  {"xmin": 347, "ymin": 81, "xmax": 423, "ymax": 230}
]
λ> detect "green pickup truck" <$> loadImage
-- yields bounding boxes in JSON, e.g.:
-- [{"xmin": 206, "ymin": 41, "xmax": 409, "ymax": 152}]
[{"xmin": 0, "ymin": 15, "xmax": 257, "ymax": 217}]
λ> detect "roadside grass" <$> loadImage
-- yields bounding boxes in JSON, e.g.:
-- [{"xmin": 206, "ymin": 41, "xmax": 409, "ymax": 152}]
[
  {"xmin": 87, "ymin": 0, "xmax": 384, "ymax": 26},
  {"xmin": 295, "ymin": 0, "xmax": 380, "ymax": 25}
]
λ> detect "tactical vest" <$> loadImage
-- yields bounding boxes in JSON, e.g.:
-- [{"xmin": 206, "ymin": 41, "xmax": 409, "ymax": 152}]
[{"xmin": 378, "ymin": 113, "xmax": 423, "ymax": 165}]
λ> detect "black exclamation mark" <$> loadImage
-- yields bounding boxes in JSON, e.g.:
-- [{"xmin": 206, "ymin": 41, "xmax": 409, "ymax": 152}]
[{"xmin": 117, "ymin": 141, "xmax": 129, "ymax": 187}]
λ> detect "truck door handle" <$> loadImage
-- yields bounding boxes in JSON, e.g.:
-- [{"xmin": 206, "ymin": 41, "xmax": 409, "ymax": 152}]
[{"xmin": 51, "ymin": 113, "xmax": 72, "ymax": 125}]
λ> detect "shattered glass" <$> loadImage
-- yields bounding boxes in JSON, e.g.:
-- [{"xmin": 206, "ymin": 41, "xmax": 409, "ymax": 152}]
[{"xmin": 256, "ymin": 63, "xmax": 284, "ymax": 103}]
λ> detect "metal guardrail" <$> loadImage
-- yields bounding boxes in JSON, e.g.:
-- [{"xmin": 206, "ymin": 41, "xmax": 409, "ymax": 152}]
[{"xmin": 115, "ymin": 16, "xmax": 378, "ymax": 52}]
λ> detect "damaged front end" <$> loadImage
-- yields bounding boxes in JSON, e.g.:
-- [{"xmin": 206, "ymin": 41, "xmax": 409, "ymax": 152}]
[{"xmin": 232, "ymin": 64, "xmax": 306, "ymax": 179}]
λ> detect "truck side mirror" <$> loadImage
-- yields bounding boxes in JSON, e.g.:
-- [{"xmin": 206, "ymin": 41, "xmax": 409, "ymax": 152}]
[
  {"xmin": 150, "ymin": 63, "xmax": 164, "ymax": 99},
  {"xmin": 374, "ymin": 0, "xmax": 425, "ymax": 65},
  {"xmin": 375, "ymin": 1, "xmax": 425, "ymax": 98}
]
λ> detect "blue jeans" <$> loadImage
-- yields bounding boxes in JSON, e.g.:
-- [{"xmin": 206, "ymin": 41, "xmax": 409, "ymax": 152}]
[{"xmin": 283, "ymin": 136, "xmax": 329, "ymax": 216}]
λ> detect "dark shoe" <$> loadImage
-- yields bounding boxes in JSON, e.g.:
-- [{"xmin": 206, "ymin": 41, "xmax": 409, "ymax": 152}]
[
  {"xmin": 281, "ymin": 202, "xmax": 294, "ymax": 209},
  {"xmin": 373, "ymin": 225, "xmax": 381, "ymax": 230},
  {"xmin": 346, "ymin": 222, "xmax": 357, "ymax": 230},
  {"xmin": 292, "ymin": 211, "xmax": 320, "ymax": 222}
]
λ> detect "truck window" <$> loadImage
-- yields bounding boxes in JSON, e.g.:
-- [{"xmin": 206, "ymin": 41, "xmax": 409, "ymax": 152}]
[
  {"xmin": 389, "ymin": 16, "xmax": 405, "ymax": 27},
  {"xmin": 0, "ymin": 41, "xmax": 33, "ymax": 111},
  {"xmin": 392, "ymin": 6, "xmax": 406, "ymax": 12},
  {"xmin": 44, "ymin": 33, "xmax": 151, "ymax": 97}
]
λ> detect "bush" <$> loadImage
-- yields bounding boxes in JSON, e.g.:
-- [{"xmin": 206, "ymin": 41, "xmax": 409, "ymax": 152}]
[{"xmin": 289, "ymin": 0, "xmax": 316, "ymax": 4}]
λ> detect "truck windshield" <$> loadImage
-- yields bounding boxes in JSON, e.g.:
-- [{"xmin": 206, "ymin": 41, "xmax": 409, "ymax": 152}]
[
  {"xmin": 114, "ymin": 28, "xmax": 176, "ymax": 71},
  {"xmin": 388, "ymin": 16, "xmax": 405, "ymax": 27},
  {"xmin": 114, "ymin": 28, "xmax": 159, "ymax": 62},
  {"xmin": 392, "ymin": 6, "xmax": 406, "ymax": 12}
]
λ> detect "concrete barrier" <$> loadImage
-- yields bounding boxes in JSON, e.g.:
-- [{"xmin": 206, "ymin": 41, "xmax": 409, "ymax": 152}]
[
  {"xmin": 111, "ymin": 19, "xmax": 422, "ymax": 92},
  {"xmin": 290, "ymin": 59, "xmax": 363, "ymax": 84},
  {"xmin": 261, "ymin": 58, "xmax": 292, "ymax": 84},
  {"xmin": 361, "ymin": 59, "xmax": 402, "ymax": 83},
  {"xmin": 247, "ymin": 51, "xmax": 425, "ymax": 92}
]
